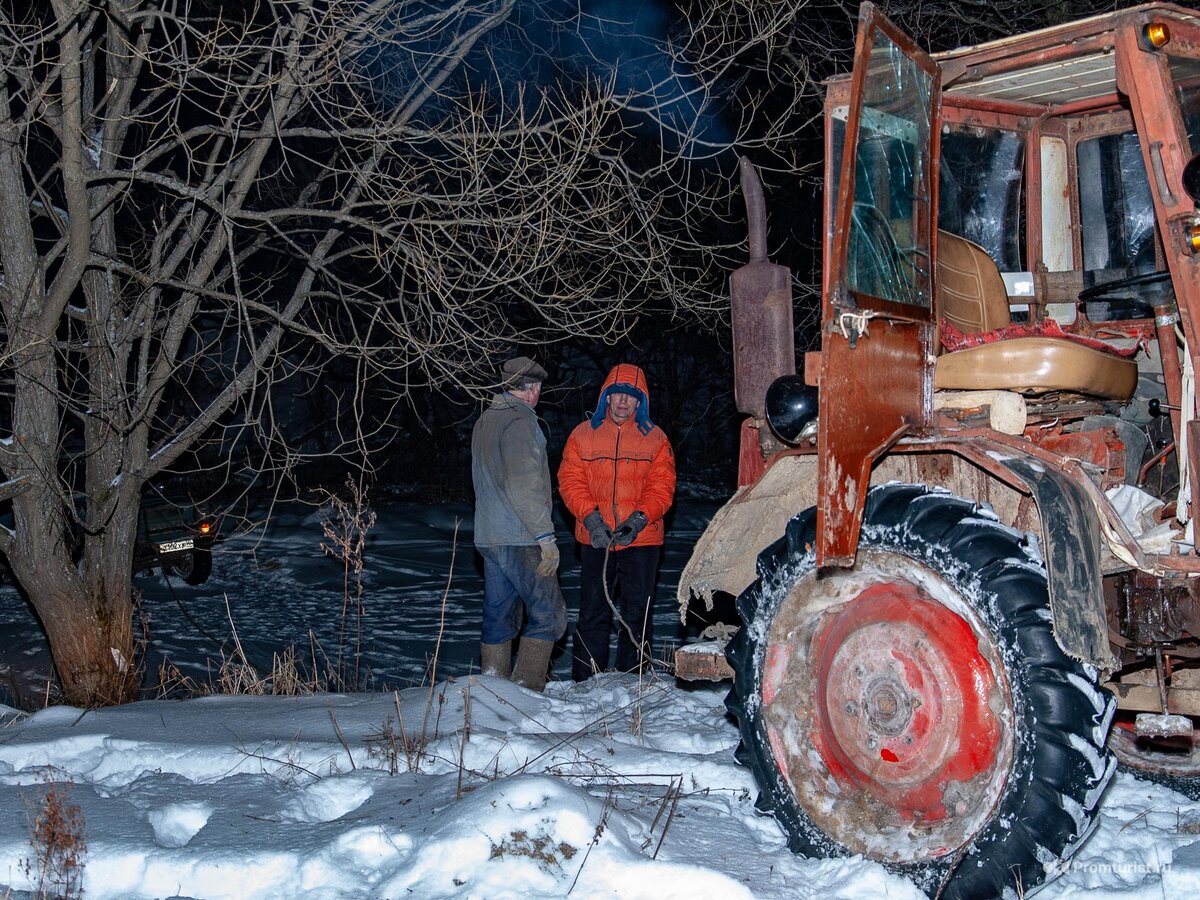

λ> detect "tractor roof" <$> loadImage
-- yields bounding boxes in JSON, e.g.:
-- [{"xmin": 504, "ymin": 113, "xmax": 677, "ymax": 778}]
[
  {"xmin": 938, "ymin": 2, "xmax": 1197, "ymax": 107},
  {"xmin": 829, "ymin": 3, "xmax": 1199, "ymax": 110}
]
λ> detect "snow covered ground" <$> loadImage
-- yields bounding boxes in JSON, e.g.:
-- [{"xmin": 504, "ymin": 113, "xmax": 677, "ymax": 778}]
[
  {"xmin": 0, "ymin": 498, "xmax": 1196, "ymax": 898},
  {"xmin": 0, "ymin": 498, "xmax": 726, "ymax": 701}
]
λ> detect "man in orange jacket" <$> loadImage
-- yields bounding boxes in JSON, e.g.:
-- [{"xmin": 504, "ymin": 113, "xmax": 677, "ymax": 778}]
[{"xmin": 558, "ymin": 364, "xmax": 676, "ymax": 680}]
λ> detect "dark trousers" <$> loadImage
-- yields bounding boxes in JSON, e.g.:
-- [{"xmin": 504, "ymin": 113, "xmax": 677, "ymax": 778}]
[{"xmin": 571, "ymin": 544, "xmax": 661, "ymax": 681}]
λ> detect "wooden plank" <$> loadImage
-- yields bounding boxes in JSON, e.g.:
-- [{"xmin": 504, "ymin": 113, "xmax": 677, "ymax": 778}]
[
  {"xmin": 1107, "ymin": 682, "xmax": 1200, "ymax": 716},
  {"xmin": 674, "ymin": 642, "xmax": 734, "ymax": 682}
]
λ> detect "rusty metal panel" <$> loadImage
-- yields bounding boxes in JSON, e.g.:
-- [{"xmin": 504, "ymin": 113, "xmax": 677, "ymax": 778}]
[
  {"xmin": 731, "ymin": 263, "xmax": 794, "ymax": 417},
  {"xmin": 816, "ymin": 323, "xmax": 932, "ymax": 567},
  {"xmin": 1116, "ymin": 21, "xmax": 1200, "ymax": 467},
  {"xmin": 815, "ymin": 3, "xmax": 941, "ymax": 568},
  {"xmin": 1031, "ymin": 429, "xmax": 1128, "ymax": 488},
  {"xmin": 936, "ymin": 4, "xmax": 1197, "ymax": 88}
]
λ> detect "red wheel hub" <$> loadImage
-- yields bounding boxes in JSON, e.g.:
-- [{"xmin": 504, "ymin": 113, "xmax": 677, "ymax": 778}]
[{"xmin": 802, "ymin": 581, "xmax": 1004, "ymax": 824}]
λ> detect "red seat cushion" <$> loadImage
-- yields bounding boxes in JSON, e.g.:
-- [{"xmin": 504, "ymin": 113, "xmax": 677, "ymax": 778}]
[{"xmin": 939, "ymin": 318, "xmax": 1138, "ymax": 358}]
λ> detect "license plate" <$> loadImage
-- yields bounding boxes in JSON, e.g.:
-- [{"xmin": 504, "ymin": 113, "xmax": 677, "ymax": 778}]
[{"xmin": 159, "ymin": 539, "xmax": 194, "ymax": 553}]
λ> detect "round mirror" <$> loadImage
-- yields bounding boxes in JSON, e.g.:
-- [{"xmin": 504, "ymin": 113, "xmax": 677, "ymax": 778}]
[{"xmin": 766, "ymin": 375, "xmax": 819, "ymax": 444}]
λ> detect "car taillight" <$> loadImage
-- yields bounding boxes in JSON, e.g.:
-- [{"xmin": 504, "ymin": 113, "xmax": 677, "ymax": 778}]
[{"xmin": 198, "ymin": 521, "xmax": 213, "ymax": 535}]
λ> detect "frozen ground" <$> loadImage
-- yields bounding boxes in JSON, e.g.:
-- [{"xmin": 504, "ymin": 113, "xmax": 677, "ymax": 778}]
[{"xmin": 0, "ymin": 498, "xmax": 1195, "ymax": 897}]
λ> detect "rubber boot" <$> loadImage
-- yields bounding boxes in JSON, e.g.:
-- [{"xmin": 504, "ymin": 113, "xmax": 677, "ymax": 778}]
[
  {"xmin": 480, "ymin": 640, "xmax": 512, "ymax": 678},
  {"xmin": 512, "ymin": 638, "xmax": 554, "ymax": 692}
]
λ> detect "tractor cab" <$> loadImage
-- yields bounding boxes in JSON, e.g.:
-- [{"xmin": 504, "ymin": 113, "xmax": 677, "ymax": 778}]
[{"xmin": 808, "ymin": 1, "xmax": 1200, "ymax": 568}]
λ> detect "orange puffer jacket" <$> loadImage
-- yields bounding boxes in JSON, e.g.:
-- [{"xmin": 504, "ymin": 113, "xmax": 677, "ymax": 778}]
[{"xmin": 558, "ymin": 364, "xmax": 676, "ymax": 550}]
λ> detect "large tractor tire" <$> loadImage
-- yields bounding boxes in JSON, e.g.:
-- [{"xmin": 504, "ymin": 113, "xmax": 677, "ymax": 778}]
[{"xmin": 726, "ymin": 484, "xmax": 1116, "ymax": 899}]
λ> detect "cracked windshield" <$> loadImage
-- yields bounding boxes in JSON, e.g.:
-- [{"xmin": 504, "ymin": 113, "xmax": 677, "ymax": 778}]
[{"xmin": 844, "ymin": 28, "xmax": 933, "ymax": 309}]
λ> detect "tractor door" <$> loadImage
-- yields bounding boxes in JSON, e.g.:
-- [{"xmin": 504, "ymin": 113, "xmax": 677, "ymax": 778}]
[
  {"xmin": 1114, "ymin": 17, "xmax": 1200, "ymax": 531},
  {"xmin": 817, "ymin": 2, "xmax": 940, "ymax": 566}
]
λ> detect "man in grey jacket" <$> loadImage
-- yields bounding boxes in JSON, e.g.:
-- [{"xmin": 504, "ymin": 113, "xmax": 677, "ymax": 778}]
[{"xmin": 471, "ymin": 356, "xmax": 567, "ymax": 691}]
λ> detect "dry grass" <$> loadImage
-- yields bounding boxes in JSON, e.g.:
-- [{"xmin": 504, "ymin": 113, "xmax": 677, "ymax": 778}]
[
  {"xmin": 363, "ymin": 682, "xmax": 460, "ymax": 776},
  {"xmin": 154, "ymin": 637, "xmax": 340, "ymax": 699},
  {"xmin": 319, "ymin": 478, "xmax": 376, "ymax": 690},
  {"xmin": 153, "ymin": 583, "xmax": 352, "ymax": 700},
  {"xmin": 490, "ymin": 827, "xmax": 578, "ymax": 874},
  {"xmin": 21, "ymin": 770, "xmax": 86, "ymax": 900},
  {"xmin": 1179, "ymin": 809, "xmax": 1200, "ymax": 834}
]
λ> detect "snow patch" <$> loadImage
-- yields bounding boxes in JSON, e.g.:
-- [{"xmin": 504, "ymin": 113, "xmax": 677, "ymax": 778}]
[
  {"xmin": 147, "ymin": 800, "xmax": 212, "ymax": 848},
  {"xmin": 279, "ymin": 775, "xmax": 374, "ymax": 823}
]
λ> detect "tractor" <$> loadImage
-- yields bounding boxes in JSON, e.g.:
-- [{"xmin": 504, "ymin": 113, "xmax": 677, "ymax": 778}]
[{"xmin": 676, "ymin": 3, "xmax": 1200, "ymax": 897}]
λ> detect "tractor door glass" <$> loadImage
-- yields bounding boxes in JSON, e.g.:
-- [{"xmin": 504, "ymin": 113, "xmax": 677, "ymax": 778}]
[
  {"xmin": 939, "ymin": 126, "xmax": 1025, "ymax": 271},
  {"xmin": 1169, "ymin": 56, "xmax": 1200, "ymax": 154},
  {"xmin": 1076, "ymin": 131, "xmax": 1156, "ymax": 273},
  {"xmin": 843, "ymin": 29, "xmax": 934, "ymax": 309}
]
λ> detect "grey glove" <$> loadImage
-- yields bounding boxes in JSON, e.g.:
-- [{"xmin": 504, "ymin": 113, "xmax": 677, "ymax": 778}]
[
  {"xmin": 536, "ymin": 539, "xmax": 559, "ymax": 577},
  {"xmin": 582, "ymin": 510, "xmax": 613, "ymax": 549},
  {"xmin": 612, "ymin": 511, "xmax": 648, "ymax": 547}
]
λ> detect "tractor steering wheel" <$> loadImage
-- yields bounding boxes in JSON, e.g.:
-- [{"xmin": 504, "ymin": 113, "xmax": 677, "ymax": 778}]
[{"xmin": 1077, "ymin": 270, "xmax": 1172, "ymax": 301}]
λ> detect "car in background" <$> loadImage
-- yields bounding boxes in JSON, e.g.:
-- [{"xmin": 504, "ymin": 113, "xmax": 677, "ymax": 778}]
[
  {"xmin": 1, "ymin": 484, "xmax": 220, "ymax": 587},
  {"xmin": 133, "ymin": 484, "xmax": 220, "ymax": 585}
]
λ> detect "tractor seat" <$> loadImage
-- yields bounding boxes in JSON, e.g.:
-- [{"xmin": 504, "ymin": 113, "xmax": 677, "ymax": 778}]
[{"xmin": 932, "ymin": 232, "xmax": 1137, "ymax": 400}]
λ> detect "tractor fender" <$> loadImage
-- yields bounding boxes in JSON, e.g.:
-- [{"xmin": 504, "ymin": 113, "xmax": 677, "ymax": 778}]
[
  {"xmin": 678, "ymin": 446, "xmax": 1117, "ymax": 671},
  {"xmin": 994, "ymin": 455, "xmax": 1117, "ymax": 671}
]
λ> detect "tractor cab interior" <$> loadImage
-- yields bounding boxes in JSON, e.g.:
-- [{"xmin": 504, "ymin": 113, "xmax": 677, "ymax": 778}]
[
  {"xmin": 825, "ymin": 13, "xmax": 1198, "ymax": 414},
  {"xmin": 926, "ymin": 22, "xmax": 1200, "ymax": 411},
  {"xmin": 932, "ymin": 230, "xmax": 1139, "ymax": 400}
]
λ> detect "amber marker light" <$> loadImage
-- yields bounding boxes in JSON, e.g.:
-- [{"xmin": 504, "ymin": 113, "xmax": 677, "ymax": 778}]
[
  {"xmin": 1142, "ymin": 22, "xmax": 1170, "ymax": 49},
  {"xmin": 1188, "ymin": 223, "xmax": 1200, "ymax": 254},
  {"xmin": 199, "ymin": 521, "xmax": 213, "ymax": 535}
]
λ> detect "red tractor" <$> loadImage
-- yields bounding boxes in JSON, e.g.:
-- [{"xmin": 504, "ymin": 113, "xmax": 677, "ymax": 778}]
[{"xmin": 677, "ymin": 3, "xmax": 1200, "ymax": 897}]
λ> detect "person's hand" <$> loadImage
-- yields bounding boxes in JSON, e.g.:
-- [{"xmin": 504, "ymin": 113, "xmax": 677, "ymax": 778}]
[
  {"xmin": 612, "ymin": 511, "xmax": 648, "ymax": 547},
  {"xmin": 536, "ymin": 539, "xmax": 559, "ymax": 576},
  {"xmin": 582, "ymin": 511, "xmax": 612, "ymax": 549}
]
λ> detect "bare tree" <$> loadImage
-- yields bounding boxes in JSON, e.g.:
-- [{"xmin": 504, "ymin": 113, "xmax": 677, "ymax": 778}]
[{"xmin": 0, "ymin": 0, "xmax": 811, "ymax": 705}]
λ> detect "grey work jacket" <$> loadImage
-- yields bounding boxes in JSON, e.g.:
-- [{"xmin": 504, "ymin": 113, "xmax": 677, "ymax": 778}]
[{"xmin": 471, "ymin": 393, "xmax": 555, "ymax": 547}]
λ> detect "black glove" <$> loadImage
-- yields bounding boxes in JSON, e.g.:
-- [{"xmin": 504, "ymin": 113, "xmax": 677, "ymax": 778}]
[
  {"xmin": 583, "ymin": 510, "xmax": 613, "ymax": 549},
  {"xmin": 612, "ymin": 511, "xmax": 648, "ymax": 547}
]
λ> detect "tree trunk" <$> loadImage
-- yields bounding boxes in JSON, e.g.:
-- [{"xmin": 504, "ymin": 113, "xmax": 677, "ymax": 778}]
[
  {"xmin": 36, "ymin": 585, "xmax": 137, "ymax": 707},
  {"xmin": 19, "ymin": 503, "xmax": 141, "ymax": 707}
]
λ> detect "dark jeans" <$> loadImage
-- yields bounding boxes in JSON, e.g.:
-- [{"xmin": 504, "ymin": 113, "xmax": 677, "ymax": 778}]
[
  {"xmin": 571, "ymin": 544, "xmax": 661, "ymax": 681},
  {"xmin": 478, "ymin": 545, "xmax": 567, "ymax": 644}
]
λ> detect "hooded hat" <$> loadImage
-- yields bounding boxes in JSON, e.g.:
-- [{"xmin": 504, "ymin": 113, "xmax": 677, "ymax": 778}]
[{"xmin": 590, "ymin": 363, "xmax": 654, "ymax": 434}]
